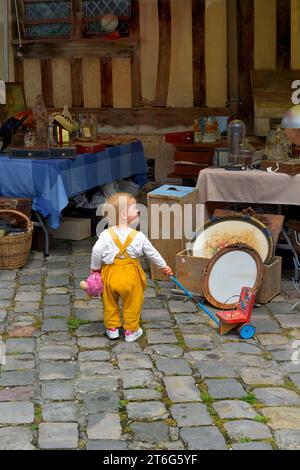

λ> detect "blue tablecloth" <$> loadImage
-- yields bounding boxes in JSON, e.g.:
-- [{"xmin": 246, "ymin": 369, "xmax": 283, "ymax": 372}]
[{"xmin": 0, "ymin": 140, "xmax": 148, "ymax": 229}]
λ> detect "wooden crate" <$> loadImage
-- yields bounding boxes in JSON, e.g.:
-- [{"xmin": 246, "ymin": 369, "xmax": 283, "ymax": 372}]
[
  {"xmin": 148, "ymin": 186, "xmax": 198, "ymax": 280},
  {"xmin": 0, "ymin": 197, "xmax": 32, "ymax": 218},
  {"xmin": 176, "ymin": 250, "xmax": 282, "ymax": 305},
  {"xmin": 256, "ymin": 256, "xmax": 282, "ymax": 304},
  {"xmin": 260, "ymin": 159, "xmax": 300, "ymax": 175},
  {"xmin": 176, "ymin": 250, "xmax": 209, "ymax": 296}
]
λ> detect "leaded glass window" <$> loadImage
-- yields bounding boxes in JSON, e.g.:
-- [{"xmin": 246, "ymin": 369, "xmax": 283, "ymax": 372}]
[
  {"xmin": 20, "ymin": 1, "xmax": 133, "ymax": 40},
  {"xmin": 82, "ymin": 0, "xmax": 132, "ymax": 36},
  {"xmin": 24, "ymin": 0, "xmax": 72, "ymax": 39}
]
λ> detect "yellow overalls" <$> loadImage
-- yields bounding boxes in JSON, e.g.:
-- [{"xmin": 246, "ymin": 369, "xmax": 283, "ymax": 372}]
[{"xmin": 101, "ymin": 228, "xmax": 147, "ymax": 332}]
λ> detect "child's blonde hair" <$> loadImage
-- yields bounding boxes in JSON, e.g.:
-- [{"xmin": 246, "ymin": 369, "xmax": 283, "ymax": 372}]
[{"xmin": 106, "ymin": 192, "xmax": 136, "ymax": 224}]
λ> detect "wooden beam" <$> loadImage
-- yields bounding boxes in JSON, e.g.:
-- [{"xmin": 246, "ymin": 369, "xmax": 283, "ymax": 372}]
[
  {"xmin": 70, "ymin": 58, "xmax": 84, "ymax": 107},
  {"xmin": 13, "ymin": 38, "xmax": 138, "ymax": 59},
  {"xmin": 49, "ymin": 106, "xmax": 235, "ymax": 129},
  {"xmin": 100, "ymin": 57, "xmax": 113, "ymax": 107},
  {"xmin": 14, "ymin": 58, "xmax": 24, "ymax": 84},
  {"xmin": 277, "ymin": 0, "xmax": 291, "ymax": 70},
  {"xmin": 131, "ymin": 0, "xmax": 142, "ymax": 107},
  {"xmin": 154, "ymin": 0, "xmax": 171, "ymax": 107},
  {"xmin": 71, "ymin": 0, "xmax": 83, "ymax": 40},
  {"xmin": 237, "ymin": 0, "xmax": 254, "ymax": 133},
  {"xmin": 227, "ymin": 0, "xmax": 239, "ymax": 106},
  {"xmin": 41, "ymin": 59, "xmax": 54, "ymax": 107},
  {"xmin": 192, "ymin": 0, "xmax": 206, "ymax": 106}
]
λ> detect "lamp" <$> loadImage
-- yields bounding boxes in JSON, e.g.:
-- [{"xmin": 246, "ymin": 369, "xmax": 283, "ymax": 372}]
[{"xmin": 281, "ymin": 104, "xmax": 300, "ymax": 148}]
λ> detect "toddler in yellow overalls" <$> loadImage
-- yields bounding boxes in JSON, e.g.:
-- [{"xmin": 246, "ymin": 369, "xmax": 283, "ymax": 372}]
[{"xmin": 91, "ymin": 193, "xmax": 173, "ymax": 342}]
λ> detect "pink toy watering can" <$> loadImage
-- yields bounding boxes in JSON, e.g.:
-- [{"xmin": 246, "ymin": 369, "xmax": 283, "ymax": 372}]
[{"xmin": 80, "ymin": 271, "xmax": 103, "ymax": 298}]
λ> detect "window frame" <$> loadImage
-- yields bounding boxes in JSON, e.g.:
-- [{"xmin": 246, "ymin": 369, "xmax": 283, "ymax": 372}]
[{"xmin": 18, "ymin": 0, "xmax": 133, "ymax": 42}]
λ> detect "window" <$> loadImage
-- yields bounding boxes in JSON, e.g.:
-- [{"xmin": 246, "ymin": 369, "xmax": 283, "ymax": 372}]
[
  {"xmin": 20, "ymin": 0, "xmax": 132, "ymax": 40},
  {"xmin": 23, "ymin": 0, "xmax": 72, "ymax": 39},
  {"xmin": 82, "ymin": 0, "xmax": 131, "ymax": 37}
]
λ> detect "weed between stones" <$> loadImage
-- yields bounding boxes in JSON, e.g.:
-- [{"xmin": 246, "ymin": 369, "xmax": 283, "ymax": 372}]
[
  {"xmin": 241, "ymin": 392, "xmax": 258, "ymax": 405},
  {"xmin": 255, "ymin": 415, "xmax": 271, "ymax": 424},
  {"xmin": 67, "ymin": 319, "xmax": 90, "ymax": 331}
]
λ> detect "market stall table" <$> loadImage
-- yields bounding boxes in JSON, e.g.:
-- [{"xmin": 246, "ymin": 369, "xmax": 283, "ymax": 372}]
[
  {"xmin": 197, "ymin": 167, "xmax": 300, "ymax": 279},
  {"xmin": 197, "ymin": 168, "xmax": 300, "ymax": 209},
  {"xmin": 0, "ymin": 140, "xmax": 148, "ymax": 254}
]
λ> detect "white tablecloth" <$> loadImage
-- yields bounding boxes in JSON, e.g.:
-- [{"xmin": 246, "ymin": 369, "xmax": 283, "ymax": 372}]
[{"xmin": 197, "ymin": 168, "xmax": 300, "ymax": 206}]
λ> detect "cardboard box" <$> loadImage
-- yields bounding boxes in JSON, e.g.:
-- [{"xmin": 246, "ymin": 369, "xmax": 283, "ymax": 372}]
[
  {"xmin": 176, "ymin": 250, "xmax": 282, "ymax": 305},
  {"xmin": 49, "ymin": 217, "xmax": 91, "ymax": 241}
]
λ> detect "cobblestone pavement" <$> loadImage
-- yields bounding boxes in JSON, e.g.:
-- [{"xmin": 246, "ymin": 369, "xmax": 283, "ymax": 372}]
[{"xmin": 0, "ymin": 239, "xmax": 300, "ymax": 450}]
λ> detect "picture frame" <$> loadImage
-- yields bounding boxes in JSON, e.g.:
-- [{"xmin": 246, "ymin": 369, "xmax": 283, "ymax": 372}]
[{"xmin": 0, "ymin": 82, "xmax": 27, "ymax": 124}]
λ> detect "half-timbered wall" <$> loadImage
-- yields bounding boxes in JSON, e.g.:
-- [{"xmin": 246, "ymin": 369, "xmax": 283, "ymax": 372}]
[
  {"xmin": 0, "ymin": 2, "xmax": 15, "ymax": 81},
  {"xmin": 1, "ymin": 0, "xmax": 300, "ymax": 182},
  {"xmin": 3, "ymin": 0, "xmax": 228, "ymax": 112}
]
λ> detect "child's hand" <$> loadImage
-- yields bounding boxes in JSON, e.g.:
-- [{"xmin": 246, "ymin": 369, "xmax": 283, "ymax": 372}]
[{"xmin": 162, "ymin": 265, "xmax": 173, "ymax": 276}]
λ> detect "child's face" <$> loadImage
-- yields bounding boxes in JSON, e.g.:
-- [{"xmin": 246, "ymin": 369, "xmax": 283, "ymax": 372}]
[{"xmin": 126, "ymin": 199, "xmax": 139, "ymax": 224}]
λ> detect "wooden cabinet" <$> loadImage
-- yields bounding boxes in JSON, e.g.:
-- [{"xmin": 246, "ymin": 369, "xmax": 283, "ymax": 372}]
[
  {"xmin": 147, "ymin": 185, "xmax": 198, "ymax": 281},
  {"xmin": 168, "ymin": 141, "xmax": 228, "ymax": 180}
]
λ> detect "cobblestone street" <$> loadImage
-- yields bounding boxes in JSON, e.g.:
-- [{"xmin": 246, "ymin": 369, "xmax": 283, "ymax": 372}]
[{"xmin": 0, "ymin": 239, "xmax": 300, "ymax": 450}]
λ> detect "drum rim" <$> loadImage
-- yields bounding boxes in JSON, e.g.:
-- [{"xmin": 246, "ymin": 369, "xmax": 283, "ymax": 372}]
[
  {"xmin": 202, "ymin": 243, "xmax": 264, "ymax": 310},
  {"xmin": 190, "ymin": 214, "xmax": 274, "ymax": 265}
]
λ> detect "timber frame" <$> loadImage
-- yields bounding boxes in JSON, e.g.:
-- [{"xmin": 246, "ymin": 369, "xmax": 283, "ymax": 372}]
[{"xmin": 13, "ymin": 0, "xmax": 294, "ymax": 130}]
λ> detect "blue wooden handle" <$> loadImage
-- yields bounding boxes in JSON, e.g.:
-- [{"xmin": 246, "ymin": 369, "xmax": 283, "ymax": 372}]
[{"xmin": 170, "ymin": 276, "xmax": 220, "ymax": 327}]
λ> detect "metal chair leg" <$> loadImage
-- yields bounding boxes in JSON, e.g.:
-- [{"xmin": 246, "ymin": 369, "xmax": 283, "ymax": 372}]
[
  {"xmin": 291, "ymin": 278, "xmax": 300, "ymax": 312},
  {"xmin": 32, "ymin": 211, "xmax": 49, "ymax": 257}
]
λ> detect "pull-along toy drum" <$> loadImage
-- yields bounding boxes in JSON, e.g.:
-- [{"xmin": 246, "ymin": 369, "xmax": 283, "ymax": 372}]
[
  {"xmin": 202, "ymin": 244, "xmax": 264, "ymax": 310},
  {"xmin": 170, "ymin": 276, "xmax": 256, "ymax": 340},
  {"xmin": 190, "ymin": 214, "xmax": 274, "ymax": 265}
]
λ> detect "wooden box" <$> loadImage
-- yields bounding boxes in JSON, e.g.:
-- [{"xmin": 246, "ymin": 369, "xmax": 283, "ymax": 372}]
[
  {"xmin": 256, "ymin": 256, "xmax": 282, "ymax": 304},
  {"xmin": 50, "ymin": 147, "xmax": 77, "ymax": 159},
  {"xmin": 176, "ymin": 250, "xmax": 209, "ymax": 296},
  {"xmin": 176, "ymin": 250, "xmax": 282, "ymax": 305},
  {"xmin": 0, "ymin": 197, "xmax": 32, "ymax": 218},
  {"xmin": 147, "ymin": 185, "xmax": 198, "ymax": 280},
  {"xmin": 73, "ymin": 142, "xmax": 106, "ymax": 154},
  {"xmin": 168, "ymin": 141, "xmax": 226, "ymax": 180},
  {"xmin": 10, "ymin": 147, "xmax": 51, "ymax": 159},
  {"xmin": 260, "ymin": 159, "xmax": 300, "ymax": 175}
]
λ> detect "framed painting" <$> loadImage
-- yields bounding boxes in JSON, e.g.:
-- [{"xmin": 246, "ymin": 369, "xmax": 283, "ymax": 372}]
[
  {"xmin": 191, "ymin": 215, "xmax": 274, "ymax": 264},
  {"xmin": 0, "ymin": 82, "xmax": 27, "ymax": 124}
]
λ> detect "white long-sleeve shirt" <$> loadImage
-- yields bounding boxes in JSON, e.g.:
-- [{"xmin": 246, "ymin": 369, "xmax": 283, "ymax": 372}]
[{"xmin": 91, "ymin": 226, "xmax": 167, "ymax": 270}]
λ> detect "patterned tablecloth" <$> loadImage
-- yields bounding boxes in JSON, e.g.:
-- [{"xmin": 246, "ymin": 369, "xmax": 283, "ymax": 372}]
[{"xmin": 0, "ymin": 141, "xmax": 148, "ymax": 229}]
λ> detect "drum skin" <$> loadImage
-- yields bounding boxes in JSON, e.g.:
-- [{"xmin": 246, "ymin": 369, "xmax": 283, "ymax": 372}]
[
  {"xmin": 191, "ymin": 215, "xmax": 274, "ymax": 265},
  {"xmin": 202, "ymin": 244, "xmax": 264, "ymax": 310}
]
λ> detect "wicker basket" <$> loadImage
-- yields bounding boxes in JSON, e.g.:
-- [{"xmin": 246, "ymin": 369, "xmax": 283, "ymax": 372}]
[{"xmin": 0, "ymin": 209, "xmax": 33, "ymax": 270}]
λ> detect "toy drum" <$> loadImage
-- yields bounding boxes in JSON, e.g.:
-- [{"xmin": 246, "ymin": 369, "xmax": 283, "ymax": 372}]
[{"xmin": 202, "ymin": 244, "xmax": 264, "ymax": 310}]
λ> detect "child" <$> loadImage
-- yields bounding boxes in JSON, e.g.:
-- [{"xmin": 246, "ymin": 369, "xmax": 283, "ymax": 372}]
[{"xmin": 91, "ymin": 192, "xmax": 173, "ymax": 342}]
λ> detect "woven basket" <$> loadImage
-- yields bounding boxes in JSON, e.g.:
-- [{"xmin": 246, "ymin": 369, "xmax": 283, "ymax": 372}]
[{"xmin": 0, "ymin": 209, "xmax": 33, "ymax": 270}]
